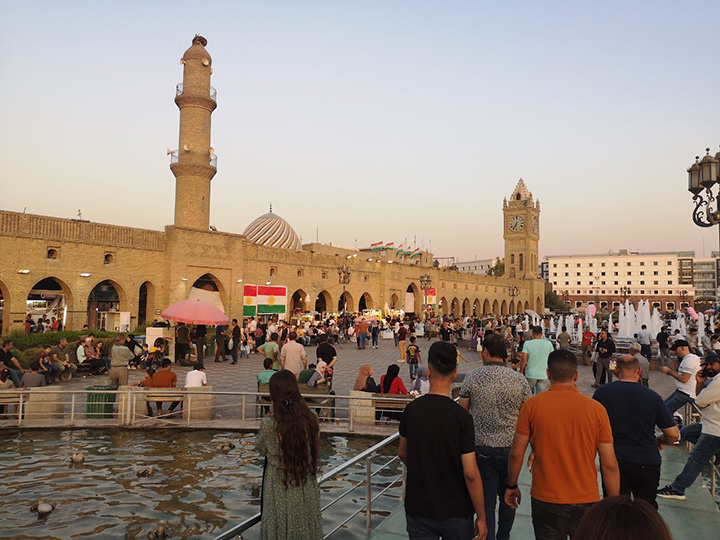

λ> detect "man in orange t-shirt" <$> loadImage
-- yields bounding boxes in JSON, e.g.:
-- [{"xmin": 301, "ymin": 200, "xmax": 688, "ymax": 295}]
[
  {"xmin": 151, "ymin": 358, "xmax": 180, "ymax": 417},
  {"xmin": 505, "ymin": 349, "xmax": 619, "ymax": 540}
]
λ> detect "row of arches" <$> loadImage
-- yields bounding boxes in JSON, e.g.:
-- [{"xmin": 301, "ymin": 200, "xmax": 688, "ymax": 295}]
[
  {"xmin": 439, "ymin": 296, "xmax": 541, "ymax": 317},
  {"xmin": 0, "ymin": 275, "xmax": 156, "ymax": 334}
]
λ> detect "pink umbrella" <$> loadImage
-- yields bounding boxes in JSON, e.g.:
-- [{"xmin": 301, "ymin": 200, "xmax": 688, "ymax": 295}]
[
  {"xmin": 161, "ymin": 299, "xmax": 229, "ymax": 325},
  {"xmin": 687, "ymin": 306, "xmax": 699, "ymax": 321}
]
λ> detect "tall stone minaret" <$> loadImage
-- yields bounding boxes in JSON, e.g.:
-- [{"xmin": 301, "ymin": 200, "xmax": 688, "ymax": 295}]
[{"xmin": 171, "ymin": 35, "xmax": 217, "ymax": 230}]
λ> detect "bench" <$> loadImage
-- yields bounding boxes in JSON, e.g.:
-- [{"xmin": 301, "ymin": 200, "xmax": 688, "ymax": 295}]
[
  {"xmin": 0, "ymin": 387, "xmax": 65, "ymax": 421},
  {"xmin": 0, "ymin": 389, "xmax": 22, "ymax": 416},
  {"xmin": 258, "ymin": 382, "xmax": 335, "ymax": 417}
]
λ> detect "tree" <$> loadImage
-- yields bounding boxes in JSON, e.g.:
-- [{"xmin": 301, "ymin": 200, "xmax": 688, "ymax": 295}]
[
  {"xmin": 487, "ymin": 258, "xmax": 505, "ymax": 277},
  {"xmin": 545, "ymin": 290, "xmax": 568, "ymax": 312}
]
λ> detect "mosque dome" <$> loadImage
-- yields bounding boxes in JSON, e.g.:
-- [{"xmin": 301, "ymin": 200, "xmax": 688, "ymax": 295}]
[{"xmin": 243, "ymin": 209, "xmax": 301, "ymax": 250}]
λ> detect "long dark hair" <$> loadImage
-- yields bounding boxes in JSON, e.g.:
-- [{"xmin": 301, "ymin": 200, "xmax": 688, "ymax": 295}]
[
  {"xmin": 382, "ymin": 364, "xmax": 400, "ymax": 393},
  {"xmin": 269, "ymin": 370, "xmax": 320, "ymax": 487}
]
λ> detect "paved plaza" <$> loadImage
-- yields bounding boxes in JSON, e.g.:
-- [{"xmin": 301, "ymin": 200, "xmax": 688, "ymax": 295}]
[{"xmin": 60, "ymin": 335, "xmax": 677, "ymax": 407}]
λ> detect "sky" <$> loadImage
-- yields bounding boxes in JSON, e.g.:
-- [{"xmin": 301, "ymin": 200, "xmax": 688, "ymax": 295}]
[{"xmin": 1, "ymin": 1, "xmax": 719, "ymax": 263}]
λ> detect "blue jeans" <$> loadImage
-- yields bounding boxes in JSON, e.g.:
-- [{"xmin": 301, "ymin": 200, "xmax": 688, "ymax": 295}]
[
  {"xmin": 358, "ymin": 333, "xmax": 366, "ymax": 349},
  {"xmin": 394, "ymin": 332, "xmax": 399, "ymax": 346},
  {"xmin": 409, "ymin": 362, "xmax": 418, "ymax": 380},
  {"xmin": 372, "ymin": 334, "xmax": 379, "ymax": 347},
  {"xmin": 531, "ymin": 498, "xmax": 592, "ymax": 540},
  {"xmin": 406, "ymin": 513, "xmax": 475, "ymax": 540},
  {"xmin": 5, "ymin": 368, "xmax": 21, "ymax": 388},
  {"xmin": 527, "ymin": 378, "xmax": 550, "ymax": 395},
  {"xmin": 671, "ymin": 432, "xmax": 720, "ymax": 494},
  {"xmin": 476, "ymin": 446, "xmax": 515, "ymax": 540},
  {"xmin": 681, "ymin": 422, "xmax": 702, "ymax": 444},
  {"xmin": 664, "ymin": 390, "xmax": 694, "ymax": 415}
]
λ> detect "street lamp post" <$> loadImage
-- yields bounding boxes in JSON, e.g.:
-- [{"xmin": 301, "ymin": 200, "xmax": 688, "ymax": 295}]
[
  {"xmin": 561, "ymin": 290, "xmax": 569, "ymax": 308},
  {"xmin": 620, "ymin": 286, "xmax": 630, "ymax": 303},
  {"xmin": 508, "ymin": 285, "xmax": 519, "ymax": 314},
  {"xmin": 419, "ymin": 274, "xmax": 432, "ymax": 316},
  {"xmin": 680, "ymin": 289, "xmax": 688, "ymax": 309},
  {"xmin": 337, "ymin": 265, "xmax": 351, "ymax": 314}
]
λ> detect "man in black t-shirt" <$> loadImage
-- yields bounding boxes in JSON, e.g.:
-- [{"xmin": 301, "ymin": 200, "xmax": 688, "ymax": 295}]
[
  {"xmin": 0, "ymin": 339, "xmax": 24, "ymax": 388},
  {"xmin": 399, "ymin": 341, "xmax": 487, "ymax": 540},
  {"xmin": 593, "ymin": 355, "xmax": 679, "ymax": 508},
  {"xmin": 316, "ymin": 334, "xmax": 337, "ymax": 388},
  {"xmin": 656, "ymin": 327, "xmax": 670, "ymax": 367}
]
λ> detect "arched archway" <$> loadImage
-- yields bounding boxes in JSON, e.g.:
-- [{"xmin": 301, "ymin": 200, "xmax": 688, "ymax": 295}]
[
  {"xmin": 390, "ymin": 293, "xmax": 399, "ymax": 310},
  {"xmin": 482, "ymin": 299, "xmax": 490, "ymax": 314},
  {"xmin": 405, "ymin": 283, "xmax": 421, "ymax": 314},
  {"xmin": 524, "ymin": 301, "xmax": 530, "ymax": 312},
  {"xmin": 517, "ymin": 301, "xmax": 524, "ymax": 315},
  {"xmin": 0, "ymin": 278, "xmax": 10, "ymax": 335},
  {"xmin": 290, "ymin": 289, "xmax": 308, "ymax": 314},
  {"xmin": 87, "ymin": 279, "xmax": 127, "ymax": 331},
  {"xmin": 315, "ymin": 290, "xmax": 332, "ymax": 313},
  {"xmin": 439, "ymin": 297, "xmax": 448, "ymax": 315},
  {"xmin": 472, "ymin": 299, "xmax": 480, "ymax": 315},
  {"xmin": 339, "ymin": 291, "xmax": 354, "ymax": 312},
  {"xmin": 509, "ymin": 300, "xmax": 515, "ymax": 315},
  {"xmin": 189, "ymin": 273, "xmax": 227, "ymax": 313},
  {"xmin": 501, "ymin": 299, "xmax": 508, "ymax": 315},
  {"xmin": 451, "ymin": 298, "xmax": 460, "ymax": 316},
  {"xmin": 536, "ymin": 296, "xmax": 543, "ymax": 313},
  {"xmin": 138, "ymin": 281, "xmax": 155, "ymax": 326},
  {"xmin": 359, "ymin": 292, "xmax": 373, "ymax": 311},
  {"xmin": 26, "ymin": 276, "xmax": 74, "ymax": 330},
  {"xmin": 492, "ymin": 299, "xmax": 499, "ymax": 314},
  {"xmin": 462, "ymin": 298, "xmax": 470, "ymax": 316}
]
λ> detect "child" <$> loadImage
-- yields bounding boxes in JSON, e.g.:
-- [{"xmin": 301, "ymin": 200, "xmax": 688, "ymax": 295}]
[
  {"xmin": 406, "ymin": 336, "xmax": 421, "ymax": 380},
  {"xmin": 38, "ymin": 345, "xmax": 58, "ymax": 384},
  {"xmin": 139, "ymin": 343, "xmax": 150, "ymax": 369}
]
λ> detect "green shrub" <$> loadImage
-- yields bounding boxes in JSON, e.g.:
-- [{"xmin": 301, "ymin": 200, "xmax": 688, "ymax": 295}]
[
  {"xmin": 1, "ymin": 329, "xmax": 117, "ymax": 352},
  {"xmin": 18, "ymin": 347, "xmax": 44, "ymax": 369}
]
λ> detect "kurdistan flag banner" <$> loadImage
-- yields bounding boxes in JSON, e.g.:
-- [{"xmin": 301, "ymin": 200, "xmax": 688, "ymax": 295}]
[
  {"xmin": 425, "ymin": 288, "xmax": 437, "ymax": 308},
  {"xmin": 243, "ymin": 285, "xmax": 258, "ymax": 316},
  {"xmin": 243, "ymin": 285, "xmax": 288, "ymax": 315}
]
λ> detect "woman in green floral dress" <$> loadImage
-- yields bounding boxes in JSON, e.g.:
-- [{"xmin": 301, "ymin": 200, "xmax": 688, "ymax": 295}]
[{"xmin": 255, "ymin": 369, "xmax": 323, "ymax": 539}]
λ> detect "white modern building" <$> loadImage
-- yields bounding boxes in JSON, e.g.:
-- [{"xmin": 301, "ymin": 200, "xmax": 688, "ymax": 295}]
[
  {"xmin": 544, "ymin": 249, "xmax": 695, "ymax": 312},
  {"xmin": 454, "ymin": 258, "xmax": 500, "ymax": 275}
]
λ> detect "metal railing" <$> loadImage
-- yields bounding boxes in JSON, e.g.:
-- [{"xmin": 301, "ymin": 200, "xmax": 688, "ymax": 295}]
[
  {"xmin": 211, "ymin": 431, "xmax": 403, "ymax": 540},
  {"xmin": 175, "ymin": 83, "xmax": 218, "ymax": 102},
  {"xmin": 0, "ymin": 387, "xmax": 414, "ymax": 432}
]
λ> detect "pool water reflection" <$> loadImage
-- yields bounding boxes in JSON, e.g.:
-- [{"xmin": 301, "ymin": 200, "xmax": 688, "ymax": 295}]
[{"xmin": 0, "ymin": 429, "xmax": 401, "ymax": 539}]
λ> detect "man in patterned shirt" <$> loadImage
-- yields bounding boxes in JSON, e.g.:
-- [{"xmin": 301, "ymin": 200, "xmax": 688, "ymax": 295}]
[{"xmin": 459, "ymin": 332, "xmax": 531, "ymax": 540}]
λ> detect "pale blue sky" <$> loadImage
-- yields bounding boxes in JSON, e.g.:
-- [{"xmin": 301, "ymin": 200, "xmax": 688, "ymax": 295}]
[{"xmin": 1, "ymin": 1, "xmax": 719, "ymax": 262}]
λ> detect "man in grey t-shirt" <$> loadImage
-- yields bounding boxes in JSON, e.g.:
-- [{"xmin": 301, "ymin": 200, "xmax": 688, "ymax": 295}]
[{"xmin": 459, "ymin": 333, "xmax": 531, "ymax": 540}]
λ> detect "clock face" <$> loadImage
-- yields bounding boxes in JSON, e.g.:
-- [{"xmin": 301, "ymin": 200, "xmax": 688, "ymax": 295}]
[
  {"xmin": 532, "ymin": 216, "xmax": 538, "ymax": 233},
  {"xmin": 508, "ymin": 215, "xmax": 524, "ymax": 232}
]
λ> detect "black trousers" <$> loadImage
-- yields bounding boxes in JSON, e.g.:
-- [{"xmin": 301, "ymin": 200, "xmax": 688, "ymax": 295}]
[
  {"xmin": 531, "ymin": 498, "xmax": 592, "ymax": 540},
  {"xmin": 617, "ymin": 461, "xmax": 661, "ymax": 509}
]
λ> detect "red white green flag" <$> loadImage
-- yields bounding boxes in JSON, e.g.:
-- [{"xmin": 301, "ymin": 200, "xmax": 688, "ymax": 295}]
[
  {"xmin": 425, "ymin": 288, "xmax": 437, "ymax": 308},
  {"xmin": 243, "ymin": 285, "xmax": 288, "ymax": 315},
  {"xmin": 370, "ymin": 241, "xmax": 384, "ymax": 251},
  {"xmin": 384, "ymin": 242, "xmax": 394, "ymax": 251}
]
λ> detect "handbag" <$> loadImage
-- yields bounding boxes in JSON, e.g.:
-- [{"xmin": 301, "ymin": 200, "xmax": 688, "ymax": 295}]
[{"xmin": 227, "ymin": 338, "xmax": 234, "ymax": 350}]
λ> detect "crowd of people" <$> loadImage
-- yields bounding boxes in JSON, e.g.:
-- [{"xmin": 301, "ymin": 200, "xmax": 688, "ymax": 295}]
[{"xmin": 5, "ymin": 308, "xmax": 720, "ymax": 539}]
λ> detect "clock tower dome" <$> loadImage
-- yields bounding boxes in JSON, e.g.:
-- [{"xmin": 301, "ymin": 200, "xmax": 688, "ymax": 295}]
[{"xmin": 503, "ymin": 178, "xmax": 540, "ymax": 279}]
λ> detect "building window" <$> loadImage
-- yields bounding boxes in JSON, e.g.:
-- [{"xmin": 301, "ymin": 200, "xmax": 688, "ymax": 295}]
[
  {"xmin": 519, "ymin": 254, "xmax": 524, "ymax": 271},
  {"xmin": 511, "ymin": 254, "xmax": 515, "ymax": 264},
  {"xmin": 628, "ymin": 281, "xmax": 632, "ymax": 285},
  {"xmin": 297, "ymin": 269, "xmax": 303, "ymax": 278},
  {"xmin": 589, "ymin": 263, "xmax": 593, "ymax": 267},
  {"xmin": 565, "ymin": 281, "xmax": 569, "ymax": 285},
  {"xmin": 614, "ymin": 281, "xmax": 619, "ymax": 285},
  {"xmin": 628, "ymin": 271, "xmax": 632, "ymax": 275},
  {"xmin": 668, "ymin": 280, "xmax": 673, "ymax": 285},
  {"xmin": 654, "ymin": 290, "xmax": 659, "ymax": 294},
  {"xmin": 104, "ymin": 252, "xmax": 115, "ymax": 264},
  {"xmin": 654, "ymin": 261, "xmax": 659, "ymax": 266},
  {"xmin": 667, "ymin": 261, "xmax": 672, "ymax": 265},
  {"xmin": 601, "ymin": 281, "xmax": 606, "ymax": 285},
  {"xmin": 668, "ymin": 290, "xmax": 673, "ymax": 294},
  {"xmin": 614, "ymin": 272, "xmax": 618, "ymax": 276},
  {"xmin": 654, "ymin": 271, "xmax": 658, "ymax": 275},
  {"xmin": 575, "ymin": 301, "xmax": 583, "ymax": 308},
  {"xmin": 640, "ymin": 262, "xmax": 645, "ymax": 266},
  {"xmin": 640, "ymin": 281, "xmax": 645, "ymax": 285},
  {"xmin": 364, "ymin": 275, "xmax": 369, "ymax": 283},
  {"xmin": 565, "ymin": 272, "xmax": 569, "ymax": 277},
  {"xmin": 577, "ymin": 281, "xmax": 581, "ymax": 285},
  {"xmin": 47, "ymin": 248, "xmax": 59, "ymax": 259},
  {"xmin": 653, "ymin": 302, "xmax": 660, "ymax": 308},
  {"xmin": 269, "ymin": 267, "xmax": 277, "ymax": 277},
  {"xmin": 577, "ymin": 263, "xmax": 581, "ymax": 267},
  {"xmin": 565, "ymin": 263, "xmax": 569, "ymax": 267},
  {"xmin": 601, "ymin": 263, "xmax": 606, "ymax": 267},
  {"xmin": 614, "ymin": 262, "xmax": 618, "ymax": 266},
  {"xmin": 668, "ymin": 271, "xmax": 673, "ymax": 275},
  {"xmin": 640, "ymin": 271, "xmax": 645, "ymax": 275},
  {"xmin": 321, "ymin": 271, "xmax": 327, "ymax": 279},
  {"xmin": 627, "ymin": 262, "xmax": 631, "ymax": 266},
  {"xmin": 601, "ymin": 272, "xmax": 606, "ymax": 276},
  {"xmin": 667, "ymin": 302, "xmax": 675, "ymax": 310},
  {"xmin": 553, "ymin": 264, "xmax": 557, "ymax": 268},
  {"xmin": 553, "ymin": 281, "xmax": 557, "ymax": 285},
  {"xmin": 553, "ymin": 272, "xmax": 557, "ymax": 277},
  {"xmin": 654, "ymin": 281, "xmax": 658, "ymax": 285}
]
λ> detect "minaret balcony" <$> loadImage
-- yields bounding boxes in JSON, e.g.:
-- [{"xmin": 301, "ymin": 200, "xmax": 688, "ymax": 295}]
[
  {"xmin": 168, "ymin": 149, "xmax": 217, "ymax": 169},
  {"xmin": 176, "ymin": 83, "xmax": 217, "ymax": 102}
]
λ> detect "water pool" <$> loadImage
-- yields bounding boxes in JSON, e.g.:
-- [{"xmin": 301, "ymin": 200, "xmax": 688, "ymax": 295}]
[{"xmin": 0, "ymin": 429, "xmax": 401, "ymax": 539}]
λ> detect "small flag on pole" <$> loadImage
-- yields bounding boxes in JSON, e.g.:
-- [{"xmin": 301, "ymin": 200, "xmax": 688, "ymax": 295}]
[
  {"xmin": 370, "ymin": 241, "xmax": 384, "ymax": 251},
  {"xmin": 426, "ymin": 288, "xmax": 437, "ymax": 308},
  {"xmin": 396, "ymin": 244, "xmax": 404, "ymax": 256},
  {"xmin": 384, "ymin": 242, "xmax": 394, "ymax": 251}
]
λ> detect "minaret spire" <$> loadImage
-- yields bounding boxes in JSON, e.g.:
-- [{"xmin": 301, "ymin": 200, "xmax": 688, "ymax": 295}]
[{"xmin": 171, "ymin": 35, "xmax": 218, "ymax": 230}]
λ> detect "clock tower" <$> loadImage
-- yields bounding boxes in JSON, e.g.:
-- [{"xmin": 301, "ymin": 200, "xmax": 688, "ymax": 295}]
[{"xmin": 503, "ymin": 178, "xmax": 540, "ymax": 279}]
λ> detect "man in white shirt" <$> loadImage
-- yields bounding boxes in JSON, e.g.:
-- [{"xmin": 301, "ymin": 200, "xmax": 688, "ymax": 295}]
[
  {"xmin": 184, "ymin": 363, "xmax": 207, "ymax": 387},
  {"xmin": 661, "ymin": 339, "xmax": 701, "ymax": 414},
  {"xmin": 659, "ymin": 352, "xmax": 720, "ymax": 500},
  {"xmin": 637, "ymin": 324, "xmax": 652, "ymax": 361},
  {"xmin": 280, "ymin": 331, "xmax": 307, "ymax": 377}
]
